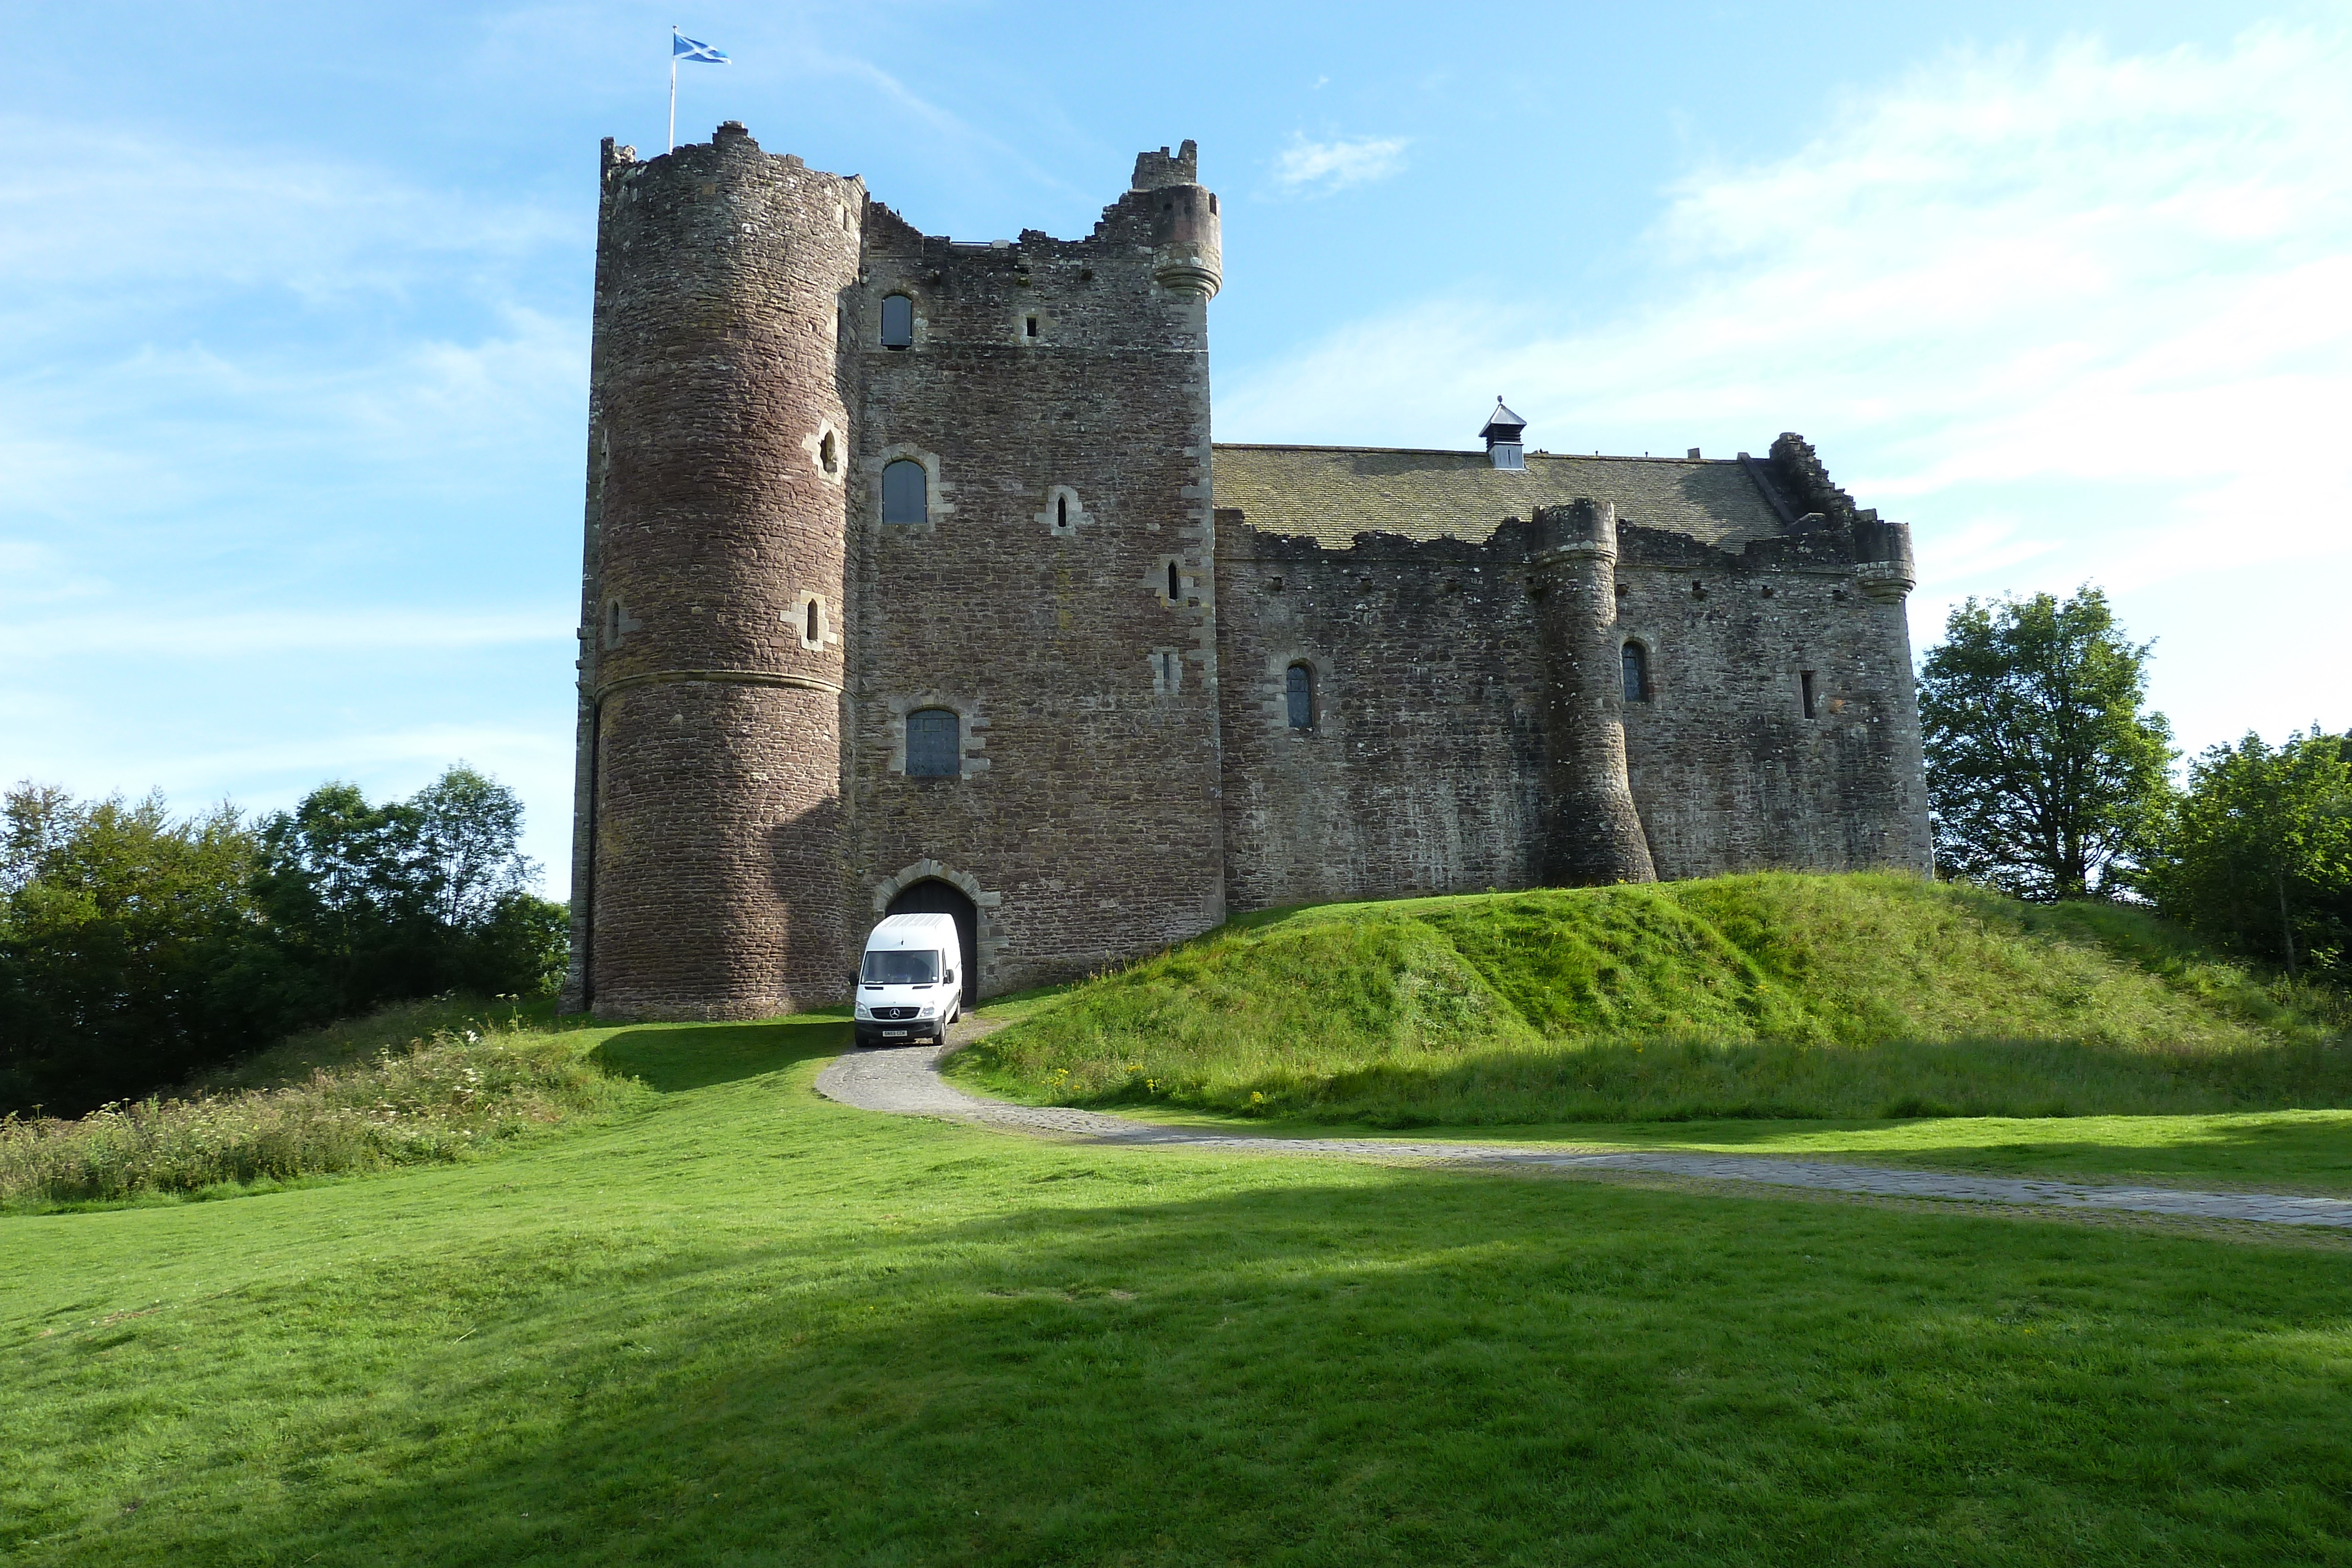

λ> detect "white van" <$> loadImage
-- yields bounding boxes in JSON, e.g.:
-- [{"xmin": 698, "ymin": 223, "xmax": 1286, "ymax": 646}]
[{"xmin": 853, "ymin": 912, "xmax": 964, "ymax": 1047}]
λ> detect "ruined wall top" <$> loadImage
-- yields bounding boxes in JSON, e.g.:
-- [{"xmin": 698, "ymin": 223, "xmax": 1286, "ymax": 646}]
[{"xmin": 1132, "ymin": 141, "xmax": 1201, "ymax": 190}]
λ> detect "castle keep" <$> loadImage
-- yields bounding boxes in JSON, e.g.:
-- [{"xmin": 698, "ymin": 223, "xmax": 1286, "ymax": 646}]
[{"xmin": 561, "ymin": 124, "xmax": 1932, "ymax": 1020}]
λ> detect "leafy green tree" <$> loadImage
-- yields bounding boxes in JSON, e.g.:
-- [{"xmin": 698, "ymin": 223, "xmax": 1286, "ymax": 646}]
[
  {"xmin": 2142, "ymin": 729, "xmax": 2352, "ymax": 976},
  {"xmin": 251, "ymin": 765, "xmax": 562, "ymax": 1017},
  {"xmin": 1919, "ymin": 587, "xmax": 2174, "ymax": 900},
  {"xmin": 0, "ymin": 786, "xmax": 296, "ymax": 1114},
  {"xmin": 2, "ymin": 764, "xmax": 566, "ymax": 1116}
]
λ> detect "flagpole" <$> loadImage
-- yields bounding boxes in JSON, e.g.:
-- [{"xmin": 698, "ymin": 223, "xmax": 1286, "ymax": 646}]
[{"xmin": 667, "ymin": 27, "xmax": 678, "ymax": 153}]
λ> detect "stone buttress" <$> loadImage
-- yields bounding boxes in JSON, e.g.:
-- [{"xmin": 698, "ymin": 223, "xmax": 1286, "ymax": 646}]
[{"xmin": 1532, "ymin": 500, "xmax": 1658, "ymax": 885}]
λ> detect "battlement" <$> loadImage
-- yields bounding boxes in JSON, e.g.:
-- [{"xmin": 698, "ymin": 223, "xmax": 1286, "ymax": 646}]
[{"xmin": 1132, "ymin": 140, "xmax": 1200, "ymax": 190}]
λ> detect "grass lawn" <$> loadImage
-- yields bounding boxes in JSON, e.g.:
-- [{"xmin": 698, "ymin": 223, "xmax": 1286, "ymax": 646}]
[
  {"xmin": 8, "ymin": 1012, "xmax": 2352, "ymax": 1566},
  {"xmin": 1101, "ymin": 1104, "xmax": 2352, "ymax": 1196}
]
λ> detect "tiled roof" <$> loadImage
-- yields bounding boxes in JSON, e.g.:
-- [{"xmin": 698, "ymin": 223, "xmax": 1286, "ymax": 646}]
[{"xmin": 1211, "ymin": 444, "xmax": 1786, "ymax": 550}]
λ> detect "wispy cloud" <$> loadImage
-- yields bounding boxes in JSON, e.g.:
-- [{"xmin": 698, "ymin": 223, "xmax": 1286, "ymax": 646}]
[
  {"xmin": 1270, "ymin": 133, "xmax": 1409, "ymax": 195},
  {"xmin": 0, "ymin": 607, "xmax": 572, "ymax": 661},
  {"xmin": 1224, "ymin": 24, "xmax": 2352, "ymax": 592}
]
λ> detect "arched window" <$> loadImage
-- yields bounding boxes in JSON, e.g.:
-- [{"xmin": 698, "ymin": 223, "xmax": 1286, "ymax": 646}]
[
  {"xmin": 605, "ymin": 599, "xmax": 624, "ymax": 648},
  {"xmin": 906, "ymin": 708, "xmax": 960, "ymax": 778},
  {"xmin": 1622, "ymin": 641, "xmax": 1650, "ymax": 703},
  {"xmin": 1056, "ymin": 494, "xmax": 1068, "ymax": 528},
  {"xmin": 1285, "ymin": 663, "xmax": 1315, "ymax": 730},
  {"xmin": 805, "ymin": 599, "xmax": 822, "ymax": 643},
  {"xmin": 1166, "ymin": 561, "xmax": 1181, "ymax": 602},
  {"xmin": 880, "ymin": 294, "xmax": 914, "ymax": 349},
  {"xmin": 882, "ymin": 460, "xmax": 927, "ymax": 524},
  {"xmin": 818, "ymin": 430, "xmax": 839, "ymax": 476}
]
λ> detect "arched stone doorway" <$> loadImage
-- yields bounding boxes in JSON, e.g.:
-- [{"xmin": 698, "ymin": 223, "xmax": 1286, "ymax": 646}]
[{"xmin": 884, "ymin": 878, "xmax": 978, "ymax": 997}]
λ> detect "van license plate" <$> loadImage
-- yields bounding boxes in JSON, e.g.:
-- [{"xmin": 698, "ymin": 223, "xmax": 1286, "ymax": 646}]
[{"xmin": 881, "ymin": 1029, "xmax": 908, "ymax": 1039}]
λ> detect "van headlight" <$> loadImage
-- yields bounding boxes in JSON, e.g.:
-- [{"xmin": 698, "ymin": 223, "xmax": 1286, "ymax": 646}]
[
  {"xmin": 916, "ymin": 1005, "xmax": 937, "ymax": 1019},
  {"xmin": 854, "ymin": 1004, "xmax": 871, "ymax": 1019}
]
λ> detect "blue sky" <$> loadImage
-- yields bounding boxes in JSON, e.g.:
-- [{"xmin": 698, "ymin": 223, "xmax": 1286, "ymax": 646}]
[{"xmin": 5, "ymin": 1, "xmax": 2347, "ymax": 897}]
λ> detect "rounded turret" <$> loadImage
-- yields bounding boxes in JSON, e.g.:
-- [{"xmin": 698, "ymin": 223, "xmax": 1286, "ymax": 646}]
[
  {"xmin": 1531, "ymin": 499, "xmax": 1659, "ymax": 887},
  {"xmin": 1132, "ymin": 141, "xmax": 1222, "ymax": 298},
  {"xmin": 570, "ymin": 123, "xmax": 863, "ymax": 1019}
]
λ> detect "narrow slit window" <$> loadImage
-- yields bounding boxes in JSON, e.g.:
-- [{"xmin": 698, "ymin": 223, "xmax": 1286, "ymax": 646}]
[
  {"xmin": 818, "ymin": 430, "xmax": 839, "ymax": 475},
  {"xmin": 606, "ymin": 600, "xmax": 623, "ymax": 646},
  {"xmin": 805, "ymin": 600, "xmax": 821, "ymax": 643},
  {"xmin": 1800, "ymin": 670, "xmax": 1818, "ymax": 720},
  {"xmin": 882, "ymin": 459, "xmax": 927, "ymax": 524},
  {"xmin": 1166, "ymin": 561, "xmax": 1181, "ymax": 601},
  {"xmin": 879, "ymin": 293, "xmax": 914, "ymax": 349},
  {"xmin": 1056, "ymin": 494, "xmax": 1068, "ymax": 528},
  {"xmin": 1285, "ymin": 663, "xmax": 1315, "ymax": 730},
  {"xmin": 905, "ymin": 708, "xmax": 960, "ymax": 777},
  {"xmin": 1025, "ymin": 316, "xmax": 1039, "ymax": 338},
  {"xmin": 1622, "ymin": 642, "xmax": 1650, "ymax": 703}
]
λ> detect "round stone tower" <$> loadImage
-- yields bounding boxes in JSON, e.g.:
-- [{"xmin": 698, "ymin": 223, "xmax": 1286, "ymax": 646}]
[
  {"xmin": 564, "ymin": 123, "xmax": 864, "ymax": 1019},
  {"xmin": 1532, "ymin": 499, "xmax": 1659, "ymax": 887}
]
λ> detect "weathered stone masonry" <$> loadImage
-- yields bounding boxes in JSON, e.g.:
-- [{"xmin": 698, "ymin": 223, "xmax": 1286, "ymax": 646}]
[{"xmin": 562, "ymin": 126, "xmax": 1932, "ymax": 1020}]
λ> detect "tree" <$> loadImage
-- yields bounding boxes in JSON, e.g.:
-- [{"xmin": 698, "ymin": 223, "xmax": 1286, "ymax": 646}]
[
  {"xmin": 1919, "ymin": 587, "xmax": 2174, "ymax": 900},
  {"xmin": 2141, "ymin": 729, "xmax": 2352, "ymax": 977},
  {"xmin": 250, "ymin": 764, "xmax": 560, "ymax": 1017},
  {"xmin": 0, "ymin": 785, "xmax": 291, "ymax": 1114},
  {"xmin": 2, "ymin": 764, "xmax": 567, "ymax": 1116}
]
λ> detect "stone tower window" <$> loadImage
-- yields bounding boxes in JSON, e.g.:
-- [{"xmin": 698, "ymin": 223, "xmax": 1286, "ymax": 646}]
[
  {"xmin": 806, "ymin": 600, "xmax": 821, "ymax": 643},
  {"xmin": 1622, "ymin": 641, "xmax": 1650, "ymax": 703},
  {"xmin": 1800, "ymin": 670, "xmax": 1818, "ymax": 720},
  {"xmin": 819, "ymin": 430, "xmax": 840, "ymax": 475},
  {"xmin": 880, "ymin": 293, "xmax": 914, "ymax": 349},
  {"xmin": 1285, "ymin": 663, "xmax": 1315, "ymax": 730},
  {"xmin": 1056, "ymin": 494, "xmax": 1068, "ymax": 528},
  {"xmin": 604, "ymin": 599, "xmax": 624, "ymax": 649},
  {"xmin": 1025, "ymin": 315, "xmax": 1039, "ymax": 338},
  {"xmin": 883, "ymin": 459, "xmax": 927, "ymax": 524},
  {"xmin": 906, "ymin": 708, "xmax": 960, "ymax": 777},
  {"xmin": 1166, "ymin": 561, "xmax": 1181, "ymax": 602}
]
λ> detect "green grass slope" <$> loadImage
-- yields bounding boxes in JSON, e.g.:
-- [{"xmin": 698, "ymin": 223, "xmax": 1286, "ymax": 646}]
[
  {"xmin": 7, "ymin": 1013, "xmax": 2352, "ymax": 1566},
  {"xmin": 953, "ymin": 873, "xmax": 2351, "ymax": 1125}
]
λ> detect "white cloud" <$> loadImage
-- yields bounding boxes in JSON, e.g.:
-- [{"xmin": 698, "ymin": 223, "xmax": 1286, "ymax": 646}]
[
  {"xmin": 0, "ymin": 607, "xmax": 572, "ymax": 661},
  {"xmin": 1226, "ymin": 26, "xmax": 2352, "ymax": 568},
  {"xmin": 1218, "ymin": 23, "xmax": 2352, "ymax": 748},
  {"xmin": 1271, "ymin": 133, "xmax": 1409, "ymax": 195}
]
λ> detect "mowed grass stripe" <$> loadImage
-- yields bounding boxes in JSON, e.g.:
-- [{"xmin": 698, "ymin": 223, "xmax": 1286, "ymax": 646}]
[{"xmin": 6, "ymin": 1015, "xmax": 2352, "ymax": 1566}]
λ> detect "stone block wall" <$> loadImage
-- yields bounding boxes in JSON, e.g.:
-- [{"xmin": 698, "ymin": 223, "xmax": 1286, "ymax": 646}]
[{"xmin": 840, "ymin": 152, "xmax": 1228, "ymax": 995}]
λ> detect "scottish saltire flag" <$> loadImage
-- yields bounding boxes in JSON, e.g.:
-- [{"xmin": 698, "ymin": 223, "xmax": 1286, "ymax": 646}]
[{"xmin": 673, "ymin": 32, "xmax": 729, "ymax": 63}]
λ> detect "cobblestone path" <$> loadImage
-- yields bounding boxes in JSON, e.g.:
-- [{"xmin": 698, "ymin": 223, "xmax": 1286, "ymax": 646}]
[{"xmin": 814, "ymin": 1035, "xmax": 2352, "ymax": 1231}]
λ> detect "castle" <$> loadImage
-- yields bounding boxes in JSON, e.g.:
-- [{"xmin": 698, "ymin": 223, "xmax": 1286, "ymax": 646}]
[{"xmin": 560, "ymin": 124, "xmax": 1931, "ymax": 1020}]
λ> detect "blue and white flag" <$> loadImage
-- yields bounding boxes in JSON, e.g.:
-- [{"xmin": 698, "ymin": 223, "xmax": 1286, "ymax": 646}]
[{"xmin": 673, "ymin": 32, "xmax": 729, "ymax": 63}]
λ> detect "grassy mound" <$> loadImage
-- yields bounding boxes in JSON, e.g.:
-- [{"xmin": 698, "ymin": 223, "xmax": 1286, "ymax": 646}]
[
  {"xmin": 951, "ymin": 873, "xmax": 2351, "ymax": 1125},
  {"xmin": 0, "ymin": 997, "xmax": 637, "ymax": 1209}
]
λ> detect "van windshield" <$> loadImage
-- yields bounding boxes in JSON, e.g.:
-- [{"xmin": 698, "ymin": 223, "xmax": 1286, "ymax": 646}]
[{"xmin": 862, "ymin": 949, "xmax": 940, "ymax": 985}]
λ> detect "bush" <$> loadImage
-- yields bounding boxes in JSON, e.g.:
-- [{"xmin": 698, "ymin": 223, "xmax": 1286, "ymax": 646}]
[{"xmin": 0, "ymin": 999, "xmax": 633, "ymax": 1208}]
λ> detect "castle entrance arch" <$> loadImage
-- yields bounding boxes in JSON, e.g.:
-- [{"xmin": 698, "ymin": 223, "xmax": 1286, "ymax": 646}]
[{"xmin": 884, "ymin": 879, "xmax": 978, "ymax": 998}]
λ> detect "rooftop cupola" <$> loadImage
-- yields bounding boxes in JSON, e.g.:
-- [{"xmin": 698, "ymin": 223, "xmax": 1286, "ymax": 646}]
[{"xmin": 1480, "ymin": 398, "xmax": 1528, "ymax": 470}]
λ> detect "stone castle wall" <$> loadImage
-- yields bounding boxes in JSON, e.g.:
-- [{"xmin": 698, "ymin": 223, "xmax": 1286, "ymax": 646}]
[
  {"xmin": 838, "ymin": 148, "xmax": 1227, "ymax": 996},
  {"xmin": 564, "ymin": 127, "xmax": 1933, "ymax": 1019}
]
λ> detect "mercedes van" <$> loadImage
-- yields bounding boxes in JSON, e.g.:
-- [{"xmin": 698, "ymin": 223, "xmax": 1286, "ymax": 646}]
[{"xmin": 853, "ymin": 912, "xmax": 964, "ymax": 1047}]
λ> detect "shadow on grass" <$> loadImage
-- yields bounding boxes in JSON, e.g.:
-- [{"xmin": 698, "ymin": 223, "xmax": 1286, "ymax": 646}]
[
  {"xmin": 592, "ymin": 1014, "xmax": 850, "ymax": 1094},
  {"xmin": 28, "ymin": 1166, "xmax": 2352, "ymax": 1567},
  {"xmin": 1127, "ymin": 1034, "xmax": 2352, "ymax": 1128}
]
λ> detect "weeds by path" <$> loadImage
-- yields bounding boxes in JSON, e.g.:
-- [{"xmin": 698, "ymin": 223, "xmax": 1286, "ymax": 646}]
[{"xmin": 1, "ymin": 1004, "xmax": 636, "ymax": 1208}]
